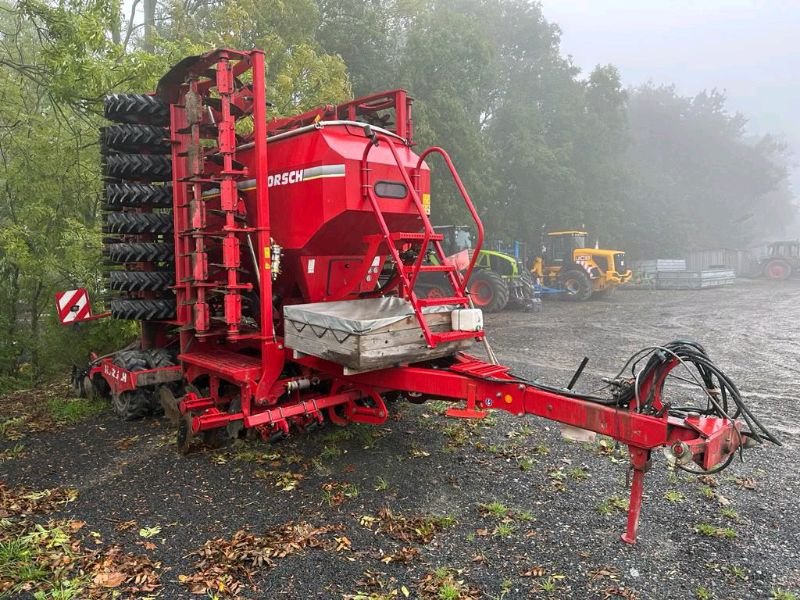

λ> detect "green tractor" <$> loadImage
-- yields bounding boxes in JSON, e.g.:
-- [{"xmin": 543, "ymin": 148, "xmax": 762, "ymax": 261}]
[{"xmin": 416, "ymin": 225, "xmax": 537, "ymax": 313}]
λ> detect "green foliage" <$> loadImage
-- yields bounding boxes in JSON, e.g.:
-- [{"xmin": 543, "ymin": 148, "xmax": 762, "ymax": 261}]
[
  {"xmin": 0, "ymin": 0, "xmax": 794, "ymax": 388},
  {"xmin": 47, "ymin": 397, "xmax": 106, "ymax": 424}
]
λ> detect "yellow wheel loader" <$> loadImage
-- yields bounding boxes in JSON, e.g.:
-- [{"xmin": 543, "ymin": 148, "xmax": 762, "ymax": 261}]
[{"xmin": 531, "ymin": 230, "xmax": 632, "ymax": 300}]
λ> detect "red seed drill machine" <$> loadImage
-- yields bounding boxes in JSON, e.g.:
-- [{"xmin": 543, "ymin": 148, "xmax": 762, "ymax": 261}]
[{"xmin": 59, "ymin": 49, "xmax": 777, "ymax": 543}]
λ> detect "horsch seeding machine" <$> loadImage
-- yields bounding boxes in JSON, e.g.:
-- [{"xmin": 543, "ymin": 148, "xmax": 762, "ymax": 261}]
[{"xmin": 57, "ymin": 49, "xmax": 777, "ymax": 544}]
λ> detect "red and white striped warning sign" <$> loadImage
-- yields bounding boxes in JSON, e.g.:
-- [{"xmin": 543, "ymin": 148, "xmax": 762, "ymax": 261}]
[{"xmin": 55, "ymin": 288, "xmax": 92, "ymax": 325}]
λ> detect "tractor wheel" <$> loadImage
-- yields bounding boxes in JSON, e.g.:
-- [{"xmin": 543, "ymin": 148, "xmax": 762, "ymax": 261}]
[
  {"xmin": 144, "ymin": 348, "xmax": 175, "ymax": 369},
  {"xmin": 104, "ymin": 183, "xmax": 173, "ymax": 209},
  {"xmin": 110, "ymin": 299, "xmax": 176, "ymax": 321},
  {"xmin": 468, "ymin": 270, "xmax": 509, "ymax": 313},
  {"xmin": 559, "ymin": 268, "xmax": 593, "ymax": 301},
  {"xmin": 113, "ymin": 350, "xmax": 148, "ymax": 371},
  {"xmin": 104, "ymin": 212, "xmax": 173, "ymax": 235},
  {"xmin": 101, "ymin": 124, "xmax": 170, "ymax": 154},
  {"xmin": 104, "ymin": 94, "xmax": 169, "ymax": 126},
  {"xmin": 108, "ymin": 271, "xmax": 173, "ymax": 292},
  {"xmin": 424, "ymin": 283, "xmax": 449, "ymax": 299},
  {"xmin": 764, "ymin": 259, "xmax": 792, "ymax": 280},
  {"xmin": 106, "ymin": 242, "xmax": 174, "ymax": 264},
  {"xmin": 110, "ymin": 350, "xmax": 151, "ymax": 420},
  {"xmin": 113, "ymin": 390, "xmax": 150, "ymax": 421},
  {"xmin": 104, "ymin": 154, "xmax": 172, "ymax": 181}
]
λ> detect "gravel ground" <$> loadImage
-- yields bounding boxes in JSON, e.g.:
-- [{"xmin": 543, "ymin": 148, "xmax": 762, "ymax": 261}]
[{"xmin": 2, "ymin": 279, "xmax": 798, "ymax": 599}]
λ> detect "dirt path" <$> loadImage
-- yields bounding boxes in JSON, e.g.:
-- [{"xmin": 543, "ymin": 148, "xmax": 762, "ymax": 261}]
[{"xmin": 1, "ymin": 280, "xmax": 798, "ymax": 599}]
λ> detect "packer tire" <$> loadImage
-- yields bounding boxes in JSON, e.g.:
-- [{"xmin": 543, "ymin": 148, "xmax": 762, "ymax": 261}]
[
  {"xmin": 104, "ymin": 154, "xmax": 172, "ymax": 182},
  {"xmin": 110, "ymin": 299, "xmax": 176, "ymax": 321},
  {"xmin": 104, "ymin": 183, "xmax": 173, "ymax": 209},
  {"xmin": 104, "ymin": 212, "xmax": 173, "ymax": 235},
  {"xmin": 104, "ymin": 94, "xmax": 169, "ymax": 126},
  {"xmin": 106, "ymin": 242, "xmax": 174, "ymax": 264},
  {"xmin": 101, "ymin": 124, "xmax": 170, "ymax": 154},
  {"xmin": 108, "ymin": 271, "xmax": 173, "ymax": 292}
]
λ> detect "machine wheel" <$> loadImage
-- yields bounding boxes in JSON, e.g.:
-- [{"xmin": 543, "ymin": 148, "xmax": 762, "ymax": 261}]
[
  {"xmin": 145, "ymin": 348, "xmax": 175, "ymax": 369},
  {"xmin": 764, "ymin": 259, "xmax": 792, "ymax": 280},
  {"xmin": 106, "ymin": 242, "xmax": 174, "ymax": 264},
  {"xmin": 559, "ymin": 268, "xmax": 593, "ymax": 301},
  {"xmin": 83, "ymin": 376, "xmax": 96, "ymax": 402},
  {"xmin": 70, "ymin": 366, "xmax": 86, "ymax": 398},
  {"xmin": 104, "ymin": 154, "xmax": 172, "ymax": 181},
  {"xmin": 110, "ymin": 299, "xmax": 176, "ymax": 321},
  {"xmin": 112, "ymin": 390, "xmax": 150, "ymax": 421},
  {"xmin": 104, "ymin": 94, "xmax": 169, "ymax": 126},
  {"xmin": 468, "ymin": 270, "xmax": 509, "ymax": 313},
  {"xmin": 105, "ymin": 212, "xmax": 173, "ymax": 235},
  {"xmin": 109, "ymin": 271, "xmax": 173, "ymax": 292},
  {"xmin": 110, "ymin": 350, "xmax": 150, "ymax": 419},
  {"xmin": 101, "ymin": 124, "xmax": 170, "ymax": 154},
  {"xmin": 104, "ymin": 183, "xmax": 173, "ymax": 209}
]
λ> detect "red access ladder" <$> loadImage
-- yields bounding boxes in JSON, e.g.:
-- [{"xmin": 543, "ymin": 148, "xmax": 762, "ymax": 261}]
[{"xmin": 361, "ymin": 136, "xmax": 486, "ymax": 348}]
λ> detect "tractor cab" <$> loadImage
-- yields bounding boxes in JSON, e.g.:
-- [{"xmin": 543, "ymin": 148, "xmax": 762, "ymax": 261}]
[
  {"xmin": 542, "ymin": 231, "xmax": 588, "ymax": 266},
  {"xmin": 436, "ymin": 225, "xmax": 474, "ymax": 257}
]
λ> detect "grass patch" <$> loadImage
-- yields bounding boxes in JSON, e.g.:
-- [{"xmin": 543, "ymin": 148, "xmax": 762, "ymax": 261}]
[
  {"xmin": 0, "ymin": 443, "xmax": 25, "ymax": 463},
  {"xmin": 664, "ymin": 490, "xmax": 685, "ymax": 503},
  {"xmin": 568, "ymin": 467, "xmax": 589, "ymax": 481},
  {"xmin": 46, "ymin": 398, "xmax": 105, "ymax": 425},
  {"xmin": 696, "ymin": 586, "xmax": 712, "ymax": 600},
  {"xmin": 597, "ymin": 496, "xmax": 629, "ymax": 515},
  {"xmin": 772, "ymin": 590, "xmax": 798, "ymax": 600},
  {"xmin": 494, "ymin": 523, "xmax": 515, "ymax": 538},
  {"xmin": 480, "ymin": 501, "xmax": 509, "ymax": 519},
  {"xmin": 720, "ymin": 507, "xmax": 739, "ymax": 521},
  {"xmin": 0, "ymin": 416, "xmax": 27, "ymax": 440},
  {"xmin": 694, "ymin": 523, "xmax": 736, "ymax": 539}
]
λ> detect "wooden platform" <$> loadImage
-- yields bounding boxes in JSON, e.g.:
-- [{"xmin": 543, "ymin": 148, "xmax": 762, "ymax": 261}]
[{"xmin": 284, "ymin": 298, "xmax": 476, "ymax": 373}]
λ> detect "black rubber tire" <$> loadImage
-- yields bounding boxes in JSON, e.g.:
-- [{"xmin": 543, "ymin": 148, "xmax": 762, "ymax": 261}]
[
  {"xmin": 763, "ymin": 259, "xmax": 793, "ymax": 280},
  {"xmin": 110, "ymin": 299, "xmax": 176, "ymax": 321},
  {"xmin": 113, "ymin": 390, "xmax": 150, "ymax": 421},
  {"xmin": 104, "ymin": 183, "xmax": 173, "ymax": 209},
  {"xmin": 559, "ymin": 268, "xmax": 593, "ymax": 301},
  {"xmin": 113, "ymin": 350, "xmax": 148, "ymax": 371},
  {"xmin": 101, "ymin": 124, "xmax": 170, "ymax": 154},
  {"xmin": 104, "ymin": 154, "xmax": 172, "ymax": 182},
  {"xmin": 110, "ymin": 350, "xmax": 151, "ymax": 421},
  {"xmin": 108, "ymin": 270, "xmax": 173, "ymax": 292},
  {"xmin": 145, "ymin": 348, "xmax": 175, "ymax": 369},
  {"xmin": 468, "ymin": 269, "xmax": 509, "ymax": 313},
  {"xmin": 104, "ymin": 94, "xmax": 169, "ymax": 126},
  {"xmin": 106, "ymin": 242, "xmax": 174, "ymax": 263},
  {"xmin": 104, "ymin": 212, "xmax": 173, "ymax": 235}
]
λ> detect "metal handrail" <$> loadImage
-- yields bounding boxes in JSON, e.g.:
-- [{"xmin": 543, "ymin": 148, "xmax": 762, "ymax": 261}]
[{"xmin": 415, "ymin": 147, "xmax": 485, "ymax": 294}]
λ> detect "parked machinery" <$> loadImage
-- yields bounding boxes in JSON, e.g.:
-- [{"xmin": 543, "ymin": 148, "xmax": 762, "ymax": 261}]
[
  {"xmin": 416, "ymin": 225, "xmax": 537, "ymax": 312},
  {"xmin": 59, "ymin": 49, "xmax": 776, "ymax": 544},
  {"xmin": 760, "ymin": 240, "xmax": 800, "ymax": 280},
  {"xmin": 532, "ymin": 230, "xmax": 632, "ymax": 300}
]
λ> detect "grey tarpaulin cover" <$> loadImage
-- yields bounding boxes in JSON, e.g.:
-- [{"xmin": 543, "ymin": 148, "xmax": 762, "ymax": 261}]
[{"xmin": 283, "ymin": 297, "xmax": 453, "ymax": 335}]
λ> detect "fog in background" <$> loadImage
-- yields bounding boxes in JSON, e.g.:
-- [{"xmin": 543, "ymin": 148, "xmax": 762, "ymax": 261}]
[{"xmin": 543, "ymin": 0, "xmax": 800, "ymax": 233}]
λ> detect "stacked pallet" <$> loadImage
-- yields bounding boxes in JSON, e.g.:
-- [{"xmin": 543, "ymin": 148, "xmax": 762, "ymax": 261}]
[{"xmin": 628, "ymin": 259, "xmax": 735, "ymax": 290}]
